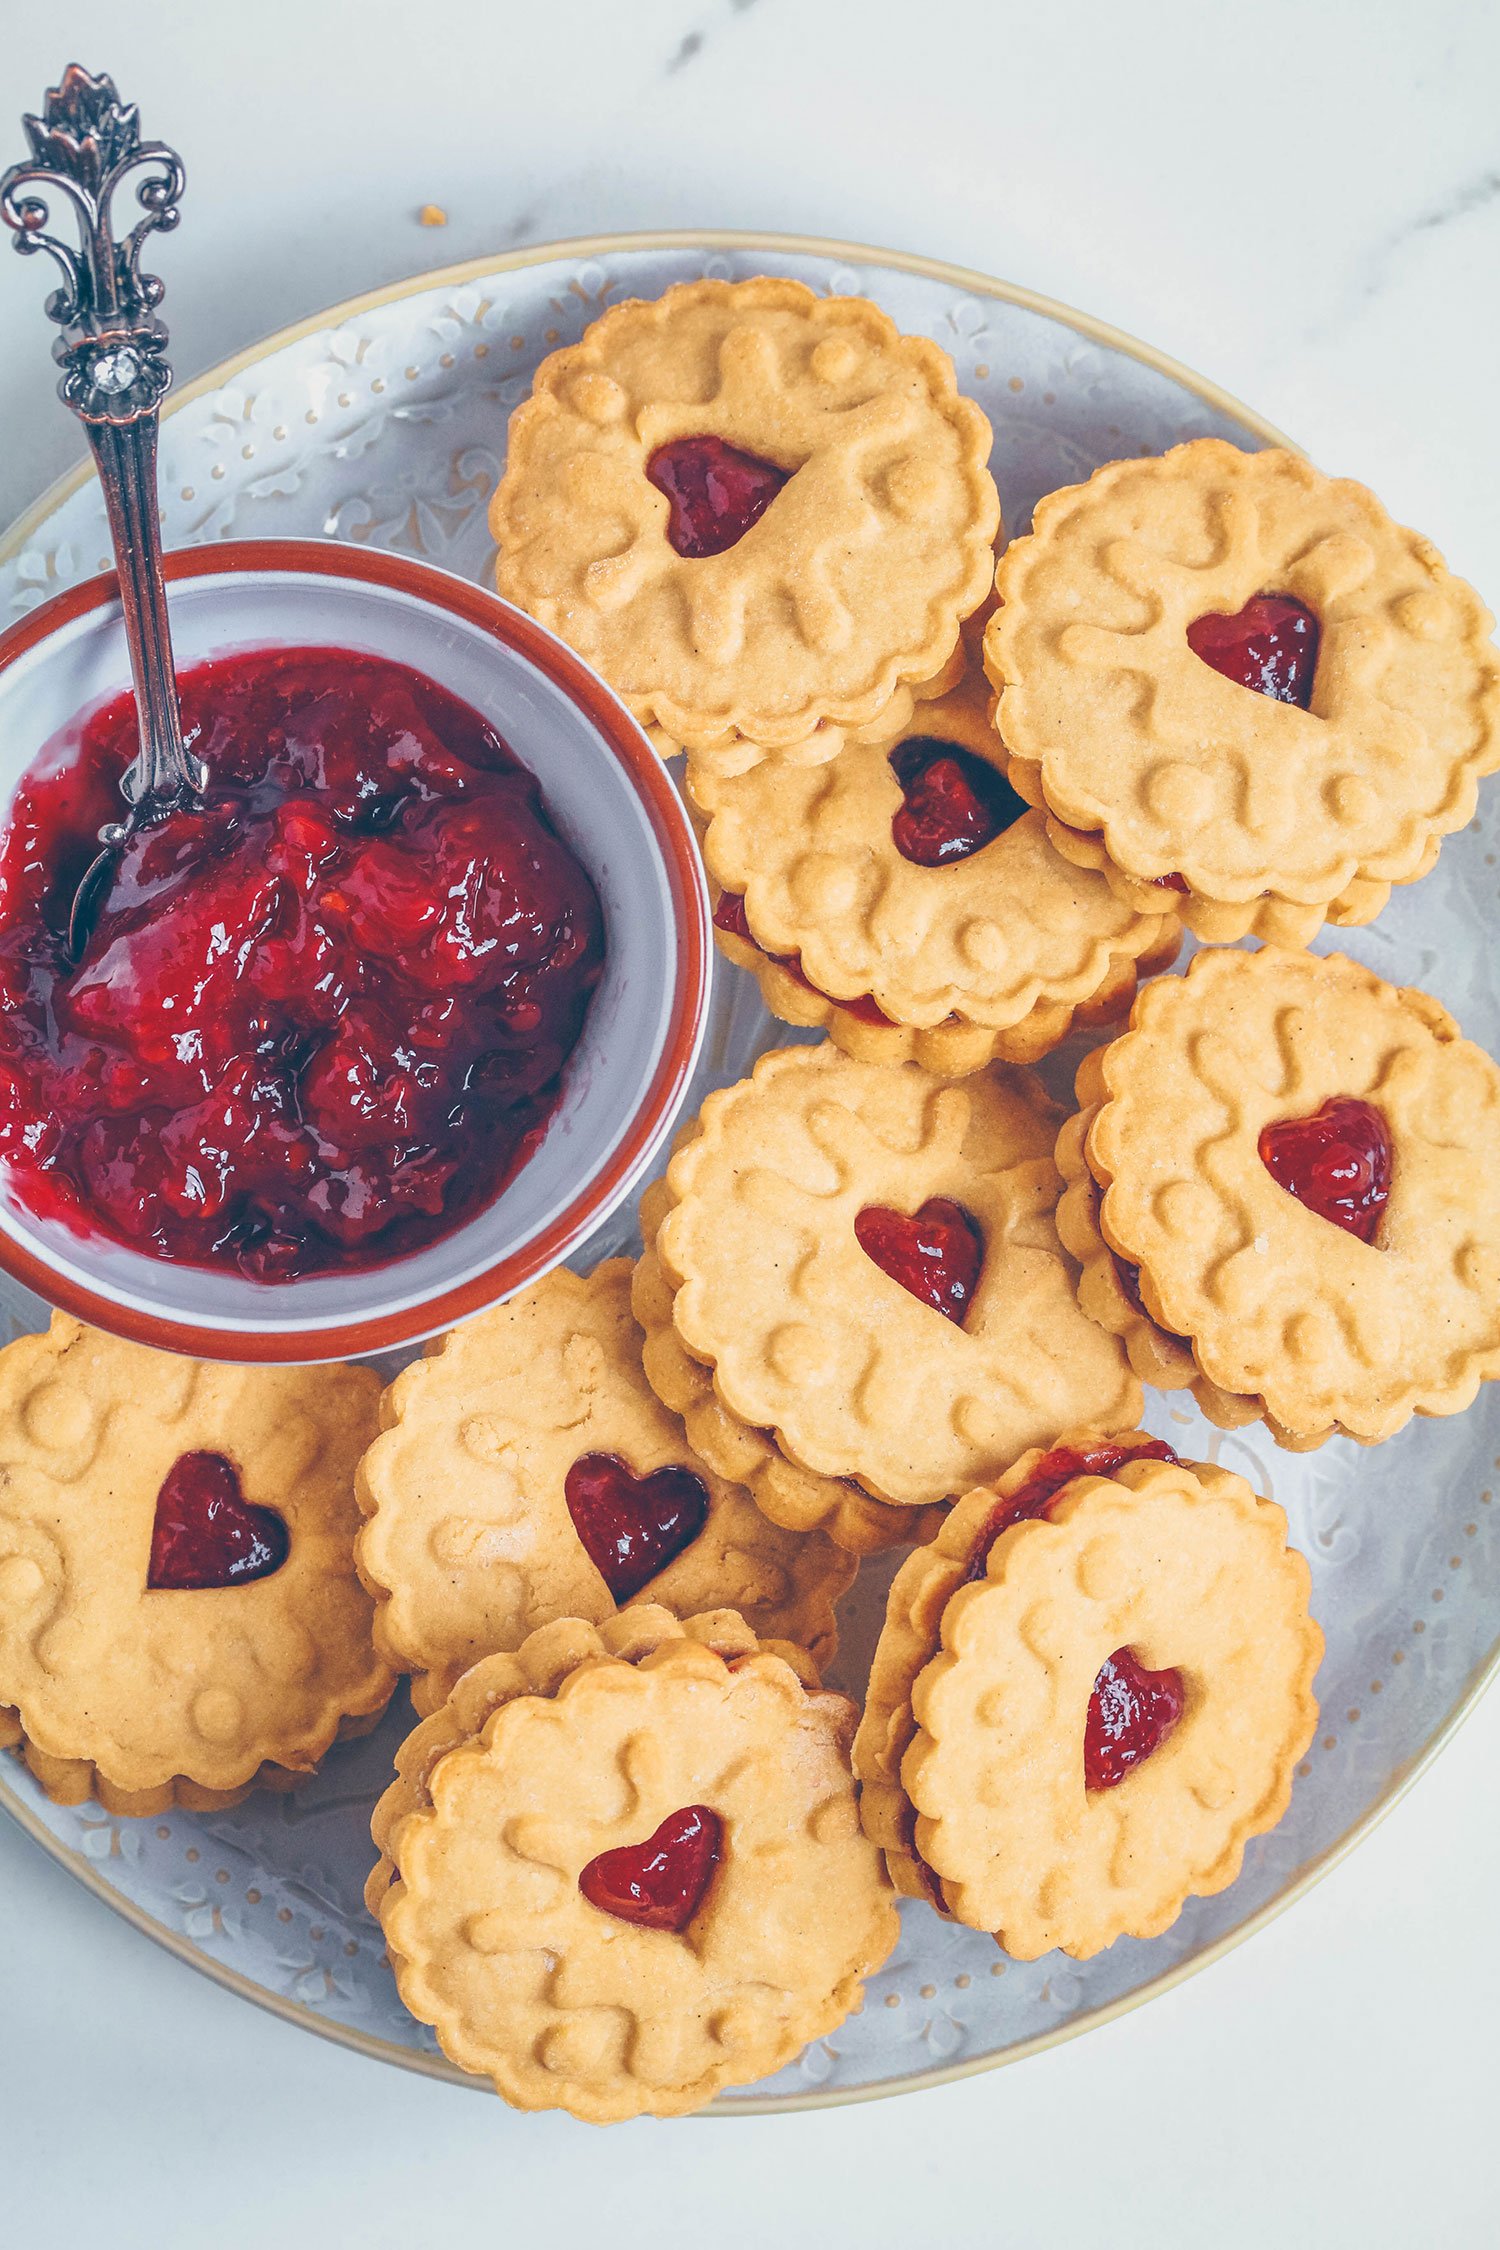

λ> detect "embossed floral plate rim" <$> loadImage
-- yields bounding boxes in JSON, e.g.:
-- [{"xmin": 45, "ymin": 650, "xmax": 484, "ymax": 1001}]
[{"xmin": 0, "ymin": 227, "xmax": 1494, "ymax": 2115}]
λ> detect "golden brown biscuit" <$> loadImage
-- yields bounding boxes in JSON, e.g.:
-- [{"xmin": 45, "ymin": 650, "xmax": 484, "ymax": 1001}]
[
  {"xmin": 0, "ymin": 1316, "xmax": 393, "ymax": 1815},
  {"xmin": 356, "ymin": 1261, "xmax": 853, "ymax": 1712},
  {"xmin": 855, "ymin": 1439, "xmax": 1321, "ymax": 1958},
  {"xmin": 1076, "ymin": 947, "xmax": 1500, "ymax": 1446},
  {"xmin": 492, "ymin": 277, "xmax": 999, "ymax": 768},
  {"xmin": 369, "ymin": 1606, "xmax": 898, "ymax": 2121},
  {"xmin": 693, "ymin": 654, "xmax": 1179, "ymax": 1069},
  {"xmin": 638, "ymin": 1042, "xmax": 1142, "ymax": 1514},
  {"xmin": 986, "ymin": 439, "xmax": 1500, "ymax": 942}
]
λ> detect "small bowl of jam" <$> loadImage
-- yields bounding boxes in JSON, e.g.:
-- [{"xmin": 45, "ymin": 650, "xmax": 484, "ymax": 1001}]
[{"xmin": 0, "ymin": 540, "xmax": 709, "ymax": 1359}]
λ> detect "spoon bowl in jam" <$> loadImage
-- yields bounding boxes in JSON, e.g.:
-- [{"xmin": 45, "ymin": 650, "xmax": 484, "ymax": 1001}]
[{"xmin": 0, "ymin": 541, "xmax": 709, "ymax": 1359}]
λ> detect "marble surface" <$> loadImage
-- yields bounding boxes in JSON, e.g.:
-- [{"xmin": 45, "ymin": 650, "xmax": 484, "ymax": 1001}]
[{"xmin": 0, "ymin": 1, "xmax": 1498, "ymax": 2242}]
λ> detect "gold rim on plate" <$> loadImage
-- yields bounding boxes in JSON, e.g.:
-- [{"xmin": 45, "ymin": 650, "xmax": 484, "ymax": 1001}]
[{"xmin": 0, "ymin": 227, "xmax": 1489, "ymax": 2115}]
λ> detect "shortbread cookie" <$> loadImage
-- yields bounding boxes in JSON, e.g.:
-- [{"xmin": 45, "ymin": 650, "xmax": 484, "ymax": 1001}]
[
  {"xmin": 986, "ymin": 439, "xmax": 1500, "ymax": 942},
  {"xmin": 492, "ymin": 276, "xmax": 999, "ymax": 769},
  {"xmin": 1075, "ymin": 946, "xmax": 1500, "ymax": 1446},
  {"xmin": 356, "ymin": 1261, "xmax": 853, "ymax": 1712},
  {"xmin": 694, "ymin": 654, "xmax": 1180, "ymax": 1070},
  {"xmin": 855, "ymin": 1439, "xmax": 1321, "ymax": 1957},
  {"xmin": 0, "ymin": 1317, "xmax": 393, "ymax": 1815},
  {"xmin": 638, "ymin": 1043, "xmax": 1141, "ymax": 1515},
  {"xmin": 369, "ymin": 1606, "xmax": 898, "ymax": 2121}
]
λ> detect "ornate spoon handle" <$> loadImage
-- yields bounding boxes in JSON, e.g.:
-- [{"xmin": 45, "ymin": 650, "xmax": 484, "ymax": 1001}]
[{"xmin": 1, "ymin": 65, "xmax": 205, "ymax": 831}]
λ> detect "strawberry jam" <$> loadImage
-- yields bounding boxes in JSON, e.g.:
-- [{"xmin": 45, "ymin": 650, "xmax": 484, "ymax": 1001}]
[
  {"xmin": 646, "ymin": 436, "xmax": 790, "ymax": 559},
  {"xmin": 712, "ymin": 890, "xmax": 894, "ymax": 1027},
  {"xmin": 578, "ymin": 1804, "xmax": 723, "ymax": 1932},
  {"xmin": 0, "ymin": 648, "xmax": 604, "ymax": 1278},
  {"xmin": 1258, "ymin": 1097, "xmax": 1392, "ymax": 1244},
  {"xmin": 1186, "ymin": 593, "xmax": 1319, "ymax": 708},
  {"xmin": 855, "ymin": 1198, "xmax": 984, "ymax": 1324},
  {"xmin": 147, "ymin": 1451, "xmax": 289, "ymax": 1590},
  {"xmin": 888, "ymin": 737, "xmax": 1027, "ymax": 867},
  {"xmin": 1084, "ymin": 1648, "xmax": 1185, "ymax": 1791},
  {"xmin": 564, "ymin": 1451, "xmax": 711, "ymax": 1601},
  {"xmin": 958, "ymin": 1437, "xmax": 1178, "ymax": 1587}
]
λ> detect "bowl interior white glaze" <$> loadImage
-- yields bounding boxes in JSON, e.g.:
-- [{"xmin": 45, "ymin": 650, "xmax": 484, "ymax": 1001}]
[{"xmin": 0, "ymin": 562, "xmax": 703, "ymax": 1345}]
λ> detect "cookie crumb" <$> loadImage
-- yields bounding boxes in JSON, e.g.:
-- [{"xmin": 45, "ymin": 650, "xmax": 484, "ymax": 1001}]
[{"xmin": 418, "ymin": 203, "xmax": 448, "ymax": 228}]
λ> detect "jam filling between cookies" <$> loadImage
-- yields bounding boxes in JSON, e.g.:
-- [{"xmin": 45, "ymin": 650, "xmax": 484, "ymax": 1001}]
[
  {"xmin": 147, "ymin": 1450, "xmax": 289, "ymax": 1591},
  {"xmin": 0, "ymin": 648, "xmax": 604, "ymax": 1278},
  {"xmin": 1258, "ymin": 1097, "xmax": 1392, "ymax": 1244},
  {"xmin": 855, "ymin": 1198, "xmax": 984, "ymax": 1325},
  {"xmin": 646, "ymin": 435, "xmax": 792, "ymax": 559},
  {"xmin": 887, "ymin": 737, "xmax": 1028, "ymax": 867},
  {"xmin": 578, "ymin": 1804, "xmax": 723, "ymax": 1932},
  {"xmin": 1186, "ymin": 593, "xmax": 1320, "ymax": 708},
  {"xmin": 564, "ymin": 1452, "xmax": 712, "ymax": 1602},
  {"xmin": 712, "ymin": 891, "xmax": 897, "ymax": 1027},
  {"xmin": 954, "ymin": 1438, "xmax": 1186, "ymax": 1795}
]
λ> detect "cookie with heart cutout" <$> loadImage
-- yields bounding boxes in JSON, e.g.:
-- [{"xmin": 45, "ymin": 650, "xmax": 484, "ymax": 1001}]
[
  {"xmin": 854, "ymin": 1437, "xmax": 1321, "ymax": 1958},
  {"xmin": 368, "ymin": 1605, "xmax": 898, "ymax": 2121},
  {"xmin": 491, "ymin": 276, "xmax": 999, "ymax": 770},
  {"xmin": 635, "ymin": 1041, "xmax": 1141, "ymax": 1519},
  {"xmin": 0, "ymin": 1315, "xmax": 394, "ymax": 1816},
  {"xmin": 355, "ymin": 1259, "xmax": 854, "ymax": 1715},
  {"xmin": 693, "ymin": 651, "xmax": 1180, "ymax": 1072},
  {"xmin": 986, "ymin": 438, "xmax": 1500, "ymax": 944},
  {"xmin": 1071, "ymin": 945, "xmax": 1500, "ymax": 1447}
]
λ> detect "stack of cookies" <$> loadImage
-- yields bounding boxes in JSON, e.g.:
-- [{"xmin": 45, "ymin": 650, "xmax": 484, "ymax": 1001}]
[{"xmin": 4, "ymin": 274, "xmax": 1499, "ymax": 2125}]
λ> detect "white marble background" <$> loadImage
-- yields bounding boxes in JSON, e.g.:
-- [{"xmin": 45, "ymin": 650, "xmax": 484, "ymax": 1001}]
[{"xmin": 1, "ymin": 2, "xmax": 1497, "ymax": 2243}]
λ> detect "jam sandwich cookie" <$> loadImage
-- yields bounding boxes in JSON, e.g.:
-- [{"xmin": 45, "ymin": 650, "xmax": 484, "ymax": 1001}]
[
  {"xmin": 368, "ymin": 1606, "xmax": 898, "ymax": 2122},
  {"xmin": 695, "ymin": 653, "xmax": 1180, "ymax": 1072},
  {"xmin": 0, "ymin": 1317, "xmax": 394, "ymax": 1816},
  {"xmin": 634, "ymin": 1043, "xmax": 1141, "ymax": 1526},
  {"xmin": 1067, "ymin": 946, "xmax": 1500, "ymax": 1448},
  {"xmin": 854, "ymin": 1437, "xmax": 1321, "ymax": 1958},
  {"xmin": 985, "ymin": 439, "xmax": 1500, "ymax": 944},
  {"xmin": 356, "ymin": 1260, "xmax": 853, "ymax": 1714},
  {"xmin": 491, "ymin": 276, "xmax": 999, "ymax": 770}
]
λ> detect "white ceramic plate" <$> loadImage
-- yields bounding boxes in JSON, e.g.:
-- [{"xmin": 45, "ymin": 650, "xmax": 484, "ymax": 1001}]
[{"xmin": 2, "ymin": 232, "xmax": 1497, "ymax": 2113}]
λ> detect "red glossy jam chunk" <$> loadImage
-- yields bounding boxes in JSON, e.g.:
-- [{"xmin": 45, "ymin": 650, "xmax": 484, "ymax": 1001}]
[
  {"xmin": 855, "ymin": 1198, "xmax": 983, "ymax": 1324},
  {"xmin": 959, "ymin": 1436, "xmax": 1178, "ymax": 1586},
  {"xmin": 147, "ymin": 1451, "xmax": 289, "ymax": 1591},
  {"xmin": 646, "ymin": 436, "xmax": 790, "ymax": 559},
  {"xmin": 0, "ymin": 648, "xmax": 604, "ymax": 1277},
  {"xmin": 712, "ymin": 891, "xmax": 896, "ymax": 1027},
  {"xmin": 578, "ymin": 1804, "xmax": 722, "ymax": 1932},
  {"xmin": 888, "ymin": 737, "xmax": 1028, "ymax": 868},
  {"xmin": 1084, "ymin": 1647, "xmax": 1185, "ymax": 1791},
  {"xmin": 1186, "ymin": 593, "xmax": 1319, "ymax": 708},
  {"xmin": 564, "ymin": 1451, "xmax": 711, "ymax": 1602},
  {"xmin": 1258, "ymin": 1097, "xmax": 1391, "ymax": 1244}
]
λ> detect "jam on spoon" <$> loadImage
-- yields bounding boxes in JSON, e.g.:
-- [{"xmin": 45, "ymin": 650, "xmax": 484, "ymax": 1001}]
[{"xmin": 0, "ymin": 647, "xmax": 604, "ymax": 1279}]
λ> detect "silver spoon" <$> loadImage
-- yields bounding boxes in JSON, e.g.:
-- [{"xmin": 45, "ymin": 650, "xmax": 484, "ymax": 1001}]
[{"xmin": 1, "ymin": 64, "xmax": 205, "ymax": 961}]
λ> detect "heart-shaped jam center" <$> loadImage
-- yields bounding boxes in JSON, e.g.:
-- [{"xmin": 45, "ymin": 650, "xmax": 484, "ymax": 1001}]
[
  {"xmin": 646, "ymin": 435, "xmax": 791, "ymax": 559},
  {"xmin": 1085, "ymin": 1648, "xmax": 1185, "ymax": 1791},
  {"xmin": 959, "ymin": 1437, "xmax": 1179, "ymax": 1587},
  {"xmin": 888, "ymin": 737, "xmax": 1028, "ymax": 867},
  {"xmin": 1258, "ymin": 1097, "xmax": 1392, "ymax": 1244},
  {"xmin": 578, "ymin": 1804, "xmax": 723, "ymax": 1932},
  {"xmin": 147, "ymin": 1451, "xmax": 289, "ymax": 1591},
  {"xmin": 563, "ymin": 1451, "xmax": 711, "ymax": 1602},
  {"xmin": 855, "ymin": 1198, "xmax": 984, "ymax": 1324},
  {"xmin": 1186, "ymin": 593, "xmax": 1319, "ymax": 707}
]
